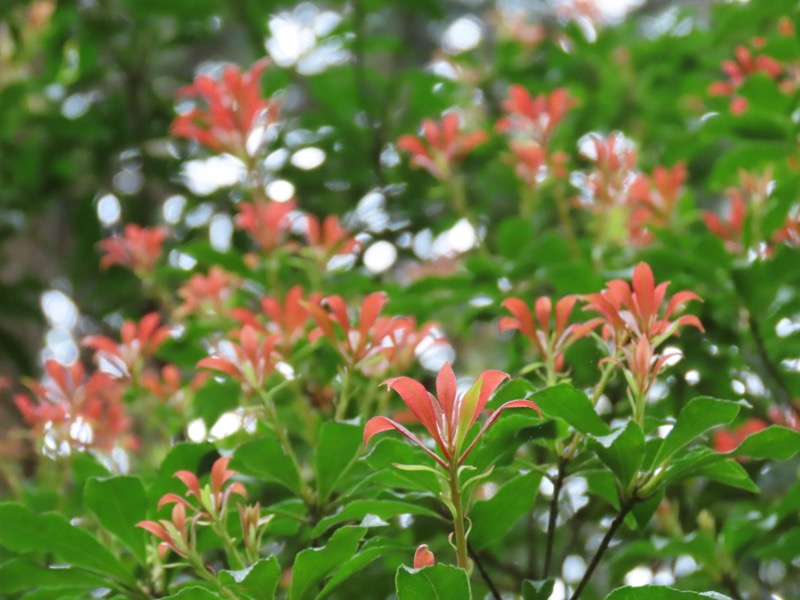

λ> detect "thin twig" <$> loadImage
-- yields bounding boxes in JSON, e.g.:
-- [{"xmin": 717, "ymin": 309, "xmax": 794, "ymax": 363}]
[
  {"xmin": 544, "ymin": 458, "xmax": 567, "ymax": 578},
  {"xmin": 721, "ymin": 573, "xmax": 745, "ymax": 600},
  {"xmin": 351, "ymin": 0, "xmax": 385, "ymax": 186},
  {"xmin": 569, "ymin": 501, "xmax": 633, "ymax": 600},
  {"xmin": 748, "ymin": 313, "xmax": 800, "ymax": 419},
  {"xmin": 468, "ymin": 543, "xmax": 502, "ymax": 600}
]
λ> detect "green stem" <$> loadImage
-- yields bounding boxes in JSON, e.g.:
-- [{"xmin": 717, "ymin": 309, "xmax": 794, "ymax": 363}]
[
  {"xmin": 258, "ymin": 389, "xmax": 314, "ymax": 506},
  {"xmin": 213, "ymin": 522, "xmax": 246, "ymax": 570},
  {"xmin": 335, "ymin": 367, "xmax": 351, "ymax": 420},
  {"xmin": 448, "ymin": 463, "xmax": 471, "ymax": 572},
  {"xmin": 591, "ymin": 361, "xmax": 615, "ymax": 406},
  {"xmin": 448, "ymin": 174, "xmax": 469, "ymax": 220},
  {"xmin": 554, "ymin": 179, "xmax": 580, "ymax": 260},
  {"xmin": 188, "ymin": 553, "xmax": 237, "ymax": 599}
]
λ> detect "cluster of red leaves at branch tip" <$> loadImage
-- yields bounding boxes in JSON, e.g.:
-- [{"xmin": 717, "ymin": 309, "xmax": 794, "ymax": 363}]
[
  {"xmin": 12, "ymin": 360, "xmax": 136, "ymax": 452},
  {"xmin": 500, "ymin": 295, "xmax": 602, "ymax": 376},
  {"xmin": 234, "ymin": 198, "xmax": 361, "ymax": 265},
  {"xmin": 231, "ymin": 286, "xmax": 323, "ymax": 356},
  {"xmin": 137, "ymin": 457, "xmax": 262, "ymax": 559},
  {"xmin": 99, "ymin": 224, "xmax": 167, "ymax": 274},
  {"xmin": 364, "ymin": 362, "xmax": 539, "ymax": 469},
  {"xmin": 82, "ymin": 312, "xmax": 172, "ymax": 379},
  {"xmin": 572, "ymin": 133, "xmax": 687, "ymax": 246},
  {"xmin": 198, "ymin": 326, "xmax": 281, "ymax": 394},
  {"xmin": 708, "ymin": 18, "xmax": 795, "ymax": 115},
  {"xmin": 703, "ymin": 169, "xmax": 800, "ymax": 256},
  {"xmin": 397, "ymin": 113, "xmax": 488, "ymax": 181},
  {"xmin": 496, "ymin": 85, "xmax": 572, "ymax": 190},
  {"xmin": 177, "ymin": 266, "xmax": 240, "ymax": 318},
  {"xmin": 11, "ymin": 310, "xmax": 191, "ymax": 453},
  {"xmin": 306, "ymin": 291, "xmax": 446, "ymax": 377},
  {"xmin": 584, "ymin": 263, "xmax": 703, "ymax": 400},
  {"xmin": 171, "ymin": 58, "xmax": 278, "ymax": 157}
]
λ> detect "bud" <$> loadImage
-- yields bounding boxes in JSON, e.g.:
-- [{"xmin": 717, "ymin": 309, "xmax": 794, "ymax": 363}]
[
  {"xmin": 413, "ymin": 544, "xmax": 435, "ymax": 569},
  {"xmin": 697, "ymin": 509, "xmax": 716, "ymax": 536},
  {"xmin": 238, "ymin": 503, "xmax": 273, "ymax": 559}
]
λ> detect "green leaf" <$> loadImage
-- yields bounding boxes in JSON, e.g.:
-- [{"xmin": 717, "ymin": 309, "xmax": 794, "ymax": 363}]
[
  {"xmin": 163, "ymin": 587, "xmax": 220, "ymax": 599},
  {"xmin": 312, "ymin": 499, "xmax": 442, "ymax": 538},
  {"xmin": 521, "ymin": 578, "xmax": 555, "ymax": 600},
  {"xmin": 0, "ymin": 558, "xmax": 111, "ymax": 594},
  {"xmin": 232, "ymin": 436, "xmax": 302, "ymax": 496},
  {"xmin": 585, "ymin": 469, "xmax": 620, "ymax": 510},
  {"xmin": 731, "ymin": 425, "xmax": 800, "ymax": 460},
  {"xmin": 314, "ymin": 420, "xmax": 364, "ymax": 502},
  {"xmin": 605, "ymin": 585, "xmax": 731, "ymax": 599},
  {"xmin": 84, "ymin": 476, "xmax": 148, "ymax": 564},
  {"xmin": 631, "ymin": 491, "xmax": 664, "ymax": 530},
  {"xmin": 219, "ymin": 557, "xmax": 281, "ymax": 600},
  {"xmin": 696, "ymin": 459, "xmax": 759, "ymax": 493},
  {"xmin": 496, "ymin": 216, "xmax": 535, "ymax": 260},
  {"xmin": 363, "ymin": 438, "xmax": 441, "ymax": 494},
  {"xmin": 0, "ymin": 503, "xmax": 134, "ymax": 586},
  {"xmin": 395, "ymin": 564, "xmax": 471, "ymax": 599},
  {"xmin": 530, "ymin": 384, "xmax": 610, "ymax": 436},
  {"xmin": 289, "ymin": 526, "xmax": 366, "ymax": 600},
  {"xmin": 590, "ymin": 421, "xmax": 645, "ymax": 490},
  {"xmin": 470, "ymin": 470, "xmax": 542, "ymax": 551},
  {"xmin": 653, "ymin": 397, "xmax": 747, "ymax": 466},
  {"xmin": 193, "ymin": 380, "xmax": 241, "ymax": 428},
  {"xmin": 659, "ymin": 448, "xmax": 725, "ymax": 489},
  {"xmin": 318, "ymin": 537, "xmax": 408, "ymax": 599},
  {"xmin": 150, "ymin": 442, "xmax": 218, "ymax": 505}
]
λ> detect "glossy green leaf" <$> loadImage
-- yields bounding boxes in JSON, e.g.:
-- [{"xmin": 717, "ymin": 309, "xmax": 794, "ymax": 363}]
[
  {"xmin": 470, "ymin": 470, "xmax": 542, "ymax": 551},
  {"xmin": 653, "ymin": 397, "xmax": 747, "ymax": 466},
  {"xmin": 289, "ymin": 526, "xmax": 366, "ymax": 600},
  {"xmin": 590, "ymin": 421, "xmax": 645, "ymax": 489},
  {"xmin": 163, "ymin": 587, "xmax": 220, "ymax": 599},
  {"xmin": 658, "ymin": 448, "xmax": 724, "ymax": 489},
  {"xmin": 232, "ymin": 436, "xmax": 302, "ymax": 496},
  {"xmin": 522, "ymin": 578, "xmax": 555, "ymax": 600},
  {"xmin": 84, "ymin": 476, "xmax": 148, "ymax": 563},
  {"xmin": 395, "ymin": 564, "xmax": 471, "ymax": 599},
  {"xmin": 219, "ymin": 557, "xmax": 281, "ymax": 600},
  {"xmin": 312, "ymin": 499, "xmax": 442, "ymax": 538},
  {"xmin": 696, "ymin": 459, "xmax": 759, "ymax": 493},
  {"xmin": 605, "ymin": 585, "xmax": 731, "ymax": 599},
  {"xmin": 0, "ymin": 503, "xmax": 134, "ymax": 586},
  {"xmin": 315, "ymin": 420, "xmax": 363, "ymax": 502},
  {"xmin": 319, "ymin": 537, "xmax": 409, "ymax": 598},
  {"xmin": 530, "ymin": 384, "xmax": 610, "ymax": 436},
  {"xmin": 0, "ymin": 558, "xmax": 111, "ymax": 594},
  {"xmin": 731, "ymin": 425, "xmax": 800, "ymax": 460}
]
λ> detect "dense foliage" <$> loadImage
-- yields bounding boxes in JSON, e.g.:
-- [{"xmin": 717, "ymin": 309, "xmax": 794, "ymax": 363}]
[{"xmin": 2, "ymin": 0, "xmax": 800, "ymax": 598}]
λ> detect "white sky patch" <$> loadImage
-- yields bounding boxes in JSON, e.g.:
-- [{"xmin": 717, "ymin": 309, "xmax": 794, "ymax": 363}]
[
  {"xmin": 291, "ymin": 147, "xmax": 326, "ymax": 170},
  {"xmin": 363, "ymin": 241, "xmax": 397, "ymax": 274},
  {"xmin": 442, "ymin": 16, "xmax": 483, "ymax": 54},
  {"xmin": 266, "ymin": 179, "xmax": 296, "ymax": 202},
  {"xmin": 209, "ymin": 213, "xmax": 233, "ymax": 252},
  {"xmin": 182, "ymin": 155, "xmax": 246, "ymax": 196},
  {"xmin": 266, "ymin": 5, "xmax": 348, "ymax": 75},
  {"xmin": 163, "ymin": 195, "xmax": 187, "ymax": 224},
  {"xmin": 96, "ymin": 193, "xmax": 121, "ymax": 226}
]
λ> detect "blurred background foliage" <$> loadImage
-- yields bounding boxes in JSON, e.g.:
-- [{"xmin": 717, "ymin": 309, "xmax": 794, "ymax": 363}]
[
  {"xmin": 0, "ymin": 0, "xmax": 796, "ymax": 407},
  {"xmin": 2, "ymin": 0, "xmax": 800, "ymax": 597}
]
